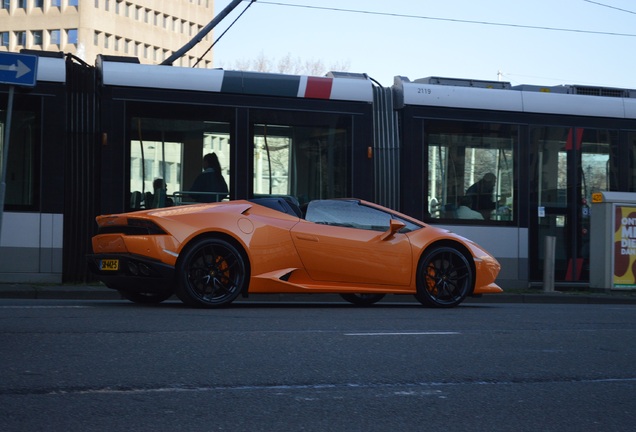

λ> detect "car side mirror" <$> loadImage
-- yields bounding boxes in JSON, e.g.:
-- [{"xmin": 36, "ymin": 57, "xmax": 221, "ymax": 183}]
[{"xmin": 380, "ymin": 219, "xmax": 406, "ymax": 241}]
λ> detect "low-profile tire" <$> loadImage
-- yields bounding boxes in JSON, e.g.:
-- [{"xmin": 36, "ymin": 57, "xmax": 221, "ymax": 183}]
[
  {"xmin": 118, "ymin": 290, "xmax": 174, "ymax": 304},
  {"xmin": 340, "ymin": 293, "xmax": 386, "ymax": 306},
  {"xmin": 414, "ymin": 245, "xmax": 473, "ymax": 308},
  {"xmin": 175, "ymin": 237, "xmax": 247, "ymax": 308}
]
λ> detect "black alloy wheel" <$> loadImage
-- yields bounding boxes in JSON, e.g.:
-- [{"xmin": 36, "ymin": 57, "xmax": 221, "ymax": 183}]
[
  {"xmin": 414, "ymin": 246, "xmax": 473, "ymax": 308},
  {"xmin": 176, "ymin": 237, "xmax": 247, "ymax": 308}
]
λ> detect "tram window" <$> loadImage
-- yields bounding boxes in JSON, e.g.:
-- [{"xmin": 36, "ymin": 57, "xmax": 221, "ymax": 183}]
[
  {"xmin": 1, "ymin": 109, "xmax": 38, "ymax": 208},
  {"xmin": 580, "ymin": 129, "xmax": 618, "ymax": 201},
  {"xmin": 426, "ymin": 120, "xmax": 515, "ymax": 222},
  {"xmin": 253, "ymin": 122, "xmax": 350, "ymax": 205},
  {"xmin": 130, "ymin": 118, "xmax": 230, "ymax": 209}
]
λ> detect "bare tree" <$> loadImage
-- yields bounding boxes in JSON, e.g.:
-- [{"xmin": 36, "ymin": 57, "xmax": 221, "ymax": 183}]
[{"xmin": 218, "ymin": 51, "xmax": 350, "ymax": 75}]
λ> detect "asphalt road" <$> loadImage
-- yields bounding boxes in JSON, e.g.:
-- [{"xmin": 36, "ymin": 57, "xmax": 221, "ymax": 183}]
[{"xmin": 1, "ymin": 299, "xmax": 635, "ymax": 431}]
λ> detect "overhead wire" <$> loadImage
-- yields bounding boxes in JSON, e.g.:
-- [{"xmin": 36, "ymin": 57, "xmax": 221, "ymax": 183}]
[
  {"xmin": 582, "ymin": 0, "xmax": 636, "ymax": 16},
  {"xmin": 193, "ymin": 0, "xmax": 256, "ymax": 67},
  {"xmin": 255, "ymin": 1, "xmax": 636, "ymax": 38}
]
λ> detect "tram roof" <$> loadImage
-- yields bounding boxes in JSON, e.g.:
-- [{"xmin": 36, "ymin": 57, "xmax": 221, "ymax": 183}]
[
  {"xmin": 393, "ymin": 76, "xmax": 636, "ymax": 119},
  {"xmin": 96, "ymin": 55, "xmax": 374, "ymax": 103}
]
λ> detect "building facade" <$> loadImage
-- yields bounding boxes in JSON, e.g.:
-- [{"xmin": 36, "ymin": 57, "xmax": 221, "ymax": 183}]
[{"xmin": 0, "ymin": 0, "xmax": 215, "ymax": 67}]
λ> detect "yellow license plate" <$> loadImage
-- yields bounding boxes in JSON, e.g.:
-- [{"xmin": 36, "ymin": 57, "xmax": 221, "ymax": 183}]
[{"xmin": 100, "ymin": 259, "xmax": 119, "ymax": 271}]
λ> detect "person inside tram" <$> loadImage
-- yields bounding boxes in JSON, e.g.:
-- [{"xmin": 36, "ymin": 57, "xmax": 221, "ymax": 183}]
[
  {"xmin": 466, "ymin": 172, "xmax": 497, "ymax": 220},
  {"xmin": 151, "ymin": 178, "xmax": 167, "ymax": 208},
  {"xmin": 456, "ymin": 196, "xmax": 484, "ymax": 220},
  {"xmin": 189, "ymin": 152, "xmax": 228, "ymax": 202}
]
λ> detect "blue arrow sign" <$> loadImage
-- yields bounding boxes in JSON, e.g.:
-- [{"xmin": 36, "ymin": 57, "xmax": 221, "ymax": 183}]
[{"xmin": 0, "ymin": 52, "xmax": 38, "ymax": 87}]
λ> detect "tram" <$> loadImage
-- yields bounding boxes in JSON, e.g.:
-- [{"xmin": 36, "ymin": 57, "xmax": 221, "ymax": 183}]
[{"xmin": 2, "ymin": 51, "xmax": 636, "ymax": 288}]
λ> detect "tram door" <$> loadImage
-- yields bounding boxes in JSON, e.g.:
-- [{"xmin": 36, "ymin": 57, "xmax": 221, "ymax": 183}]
[{"xmin": 530, "ymin": 127, "xmax": 616, "ymax": 283}]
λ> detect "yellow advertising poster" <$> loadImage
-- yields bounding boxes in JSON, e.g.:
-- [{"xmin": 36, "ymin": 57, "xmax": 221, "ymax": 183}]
[{"xmin": 614, "ymin": 205, "xmax": 636, "ymax": 288}]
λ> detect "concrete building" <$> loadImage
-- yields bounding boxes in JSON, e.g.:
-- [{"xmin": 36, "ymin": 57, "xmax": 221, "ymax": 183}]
[{"xmin": 0, "ymin": 0, "xmax": 215, "ymax": 68}]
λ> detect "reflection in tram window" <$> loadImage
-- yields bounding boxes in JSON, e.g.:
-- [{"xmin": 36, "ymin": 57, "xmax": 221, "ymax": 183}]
[
  {"xmin": 426, "ymin": 120, "xmax": 516, "ymax": 222},
  {"xmin": 129, "ymin": 118, "xmax": 230, "ymax": 209},
  {"xmin": 253, "ymin": 122, "xmax": 350, "ymax": 205}
]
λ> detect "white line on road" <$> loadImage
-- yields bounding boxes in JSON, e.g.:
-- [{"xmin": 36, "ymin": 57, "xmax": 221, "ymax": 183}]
[
  {"xmin": 0, "ymin": 306, "xmax": 92, "ymax": 309},
  {"xmin": 344, "ymin": 332, "xmax": 460, "ymax": 336}
]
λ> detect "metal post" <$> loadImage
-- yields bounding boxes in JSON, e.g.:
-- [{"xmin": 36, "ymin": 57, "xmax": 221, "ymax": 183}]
[
  {"xmin": 0, "ymin": 85, "xmax": 15, "ymax": 246},
  {"xmin": 543, "ymin": 235, "xmax": 556, "ymax": 292}
]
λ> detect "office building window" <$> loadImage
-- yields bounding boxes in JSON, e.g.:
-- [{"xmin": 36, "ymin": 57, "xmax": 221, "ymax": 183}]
[
  {"xmin": 34, "ymin": 0, "xmax": 44, "ymax": 7},
  {"xmin": 17, "ymin": 0, "xmax": 27, "ymax": 9},
  {"xmin": 67, "ymin": 29, "xmax": 78, "ymax": 45},
  {"xmin": 15, "ymin": 31, "xmax": 26, "ymax": 46},
  {"xmin": 32, "ymin": 30, "xmax": 43, "ymax": 46},
  {"xmin": 0, "ymin": 32, "xmax": 9, "ymax": 47},
  {"xmin": 69, "ymin": 0, "xmax": 78, "ymax": 6},
  {"xmin": 50, "ymin": 29, "xmax": 60, "ymax": 45},
  {"xmin": 1, "ymin": 1, "xmax": 9, "ymax": 11},
  {"xmin": 52, "ymin": 0, "xmax": 61, "ymax": 7}
]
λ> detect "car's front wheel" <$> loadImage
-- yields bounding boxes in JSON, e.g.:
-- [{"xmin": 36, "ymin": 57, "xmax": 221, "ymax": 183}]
[
  {"xmin": 176, "ymin": 237, "xmax": 247, "ymax": 308},
  {"xmin": 414, "ymin": 246, "xmax": 473, "ymax": 308},
  {"xmin": 340, "ymin": 293, "xmax": 386, "ymax": 306}
]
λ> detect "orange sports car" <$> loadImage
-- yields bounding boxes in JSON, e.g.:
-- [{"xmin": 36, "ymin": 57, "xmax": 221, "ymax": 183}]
[{"xmin": 87, "ymin": 197, "xmax": 502, "ymax": 308}]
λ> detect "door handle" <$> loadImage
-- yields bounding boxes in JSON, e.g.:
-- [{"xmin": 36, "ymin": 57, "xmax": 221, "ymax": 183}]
[{"xmin": 295, "ymin": 234, "xmax": 319, "ymax": 242}]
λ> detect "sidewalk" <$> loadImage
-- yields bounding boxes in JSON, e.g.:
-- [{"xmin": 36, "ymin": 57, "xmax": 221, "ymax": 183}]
[{"xmin": 1, "ymin": 283, "xmax": 636, "ymax": 304}]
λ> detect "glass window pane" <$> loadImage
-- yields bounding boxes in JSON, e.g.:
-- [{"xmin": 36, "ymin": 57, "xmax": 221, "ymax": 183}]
[
  {"xmin": 254, "ymin": 120, "xmax": 351, "ymax": 205},
  {"xmin": 32, "ymin": 30, "xmax": 43, "ymax": 46},
  {"xmin": 427, "ymin": 120, "xmax": 516, "ymax": 222},
  {"xmin": 67, "ymin": 29, "xmax": 78, "ymax": 45},
  {"xmin": 130, "ymin": 118, "xmax": 230, "ymax": 209},
  {"xmin": 306, "ymin": 200, "xmax": 391, "ymax": 231},
  {"xmin": 50, "ymin": 29, "xmax": 60, "ymax": 45},
  {"xmin": 15, "ymin": 31, "xmax": 26, "ymax": 46}
]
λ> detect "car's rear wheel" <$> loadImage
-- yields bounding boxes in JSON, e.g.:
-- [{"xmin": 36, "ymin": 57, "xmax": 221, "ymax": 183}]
[
  {"xmin": 340, "ymin": 293, "xmax": 386, "ymax": 306},
  {"xmin": 118, "ymin": 290, "xmax": 173, "ymax": 304},
  {"xmin": 414, "ymin": 246, "xmax": 473, "ymax": 308},
  {"xmin": 176, "ymin": 237, "xmax": 247, "ymax": 308}
]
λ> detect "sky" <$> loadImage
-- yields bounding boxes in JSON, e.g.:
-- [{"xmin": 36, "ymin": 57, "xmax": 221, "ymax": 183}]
[{"xmin": 210, "ymin": 0, "xmax": 636, "ymax": 89}]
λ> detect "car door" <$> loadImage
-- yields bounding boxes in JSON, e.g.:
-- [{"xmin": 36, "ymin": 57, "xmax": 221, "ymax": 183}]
[{"xmin": 290, "ymin": 200, "xmax": 412, "ymax": 285}]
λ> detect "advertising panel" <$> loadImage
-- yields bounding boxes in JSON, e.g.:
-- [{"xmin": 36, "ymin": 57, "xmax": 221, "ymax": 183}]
[{"xmin": 614, "ymin": 204, "xmax": 636, "ymax": 289}]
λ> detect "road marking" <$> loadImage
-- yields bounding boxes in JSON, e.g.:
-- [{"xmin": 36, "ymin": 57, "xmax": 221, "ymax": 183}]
[
  {"xmin": 0, "ymin": 306, "xmax": 92, "ymax": 309},
  {"xmin": 344, "ymin": 331, "xmax": 460, "ymax": 336}
]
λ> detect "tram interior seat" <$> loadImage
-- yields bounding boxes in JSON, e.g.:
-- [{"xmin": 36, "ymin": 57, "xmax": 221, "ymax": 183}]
[
  {"xmin": 144, "ymin": 192, "xmax": 153, "ymax": 208},
  {"xmin": 130, "ymin": 191, "xmax": 142, "ymax": 210},
  {"xmin": 249, "ymin": 196, "xmax": 303, "ymax": 218},
  {"xmin": 443, "ymin": 203, "xmax": 458, "ymax": 219}
]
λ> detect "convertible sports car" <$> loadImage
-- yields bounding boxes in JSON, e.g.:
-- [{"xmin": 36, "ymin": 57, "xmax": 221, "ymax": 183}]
[{"xmin": 87, "ymin": 197, "xmax": 502, "ymax": 308}]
